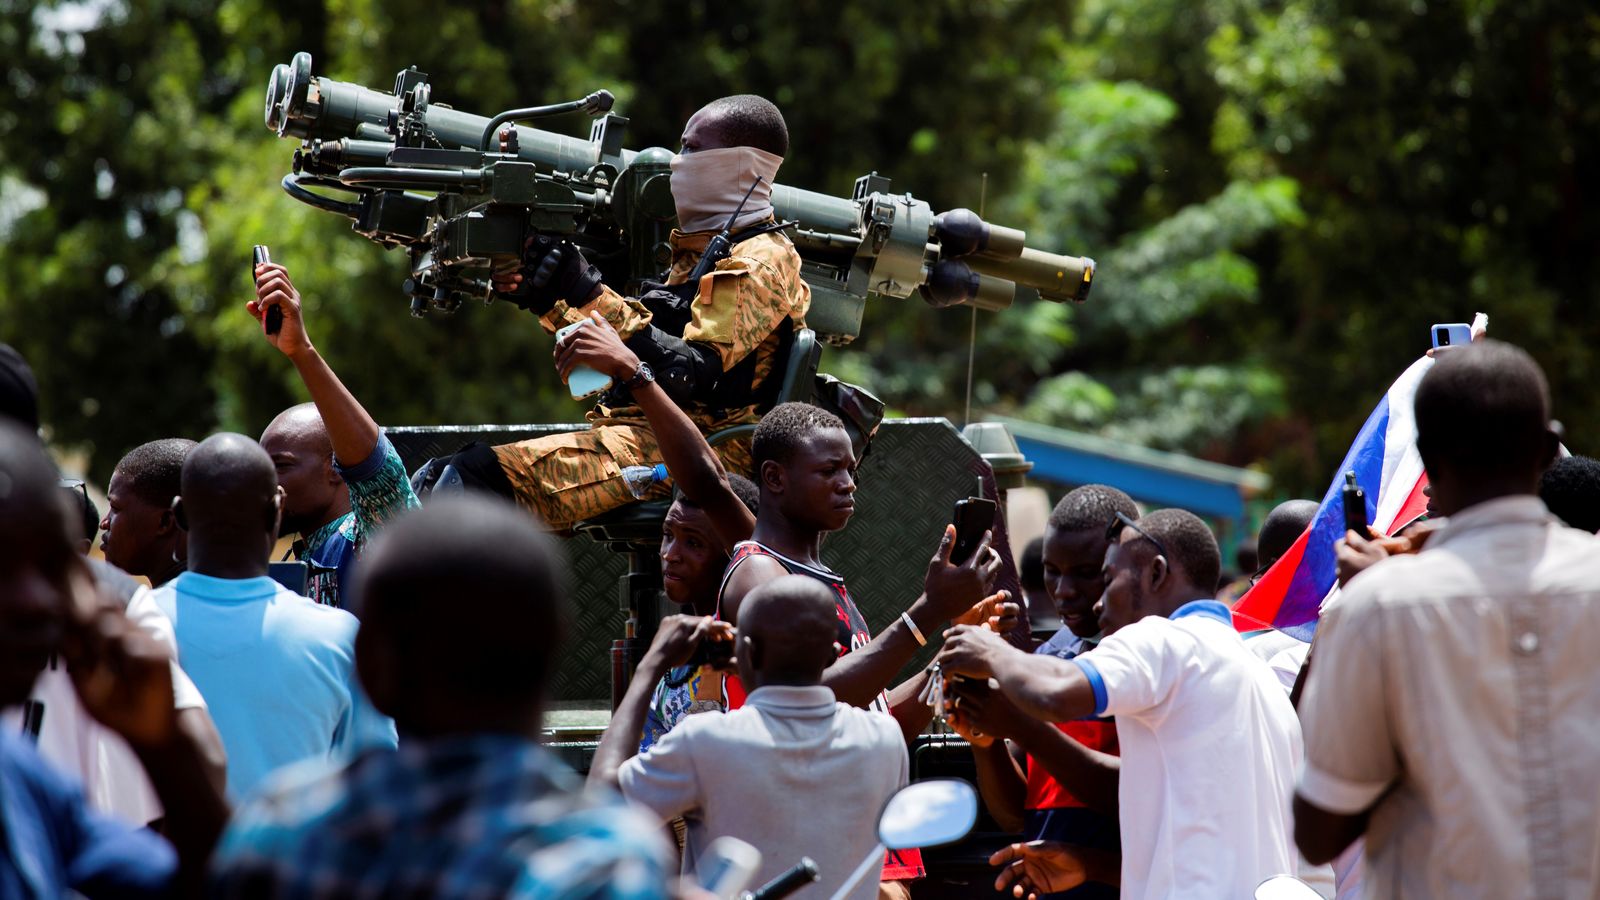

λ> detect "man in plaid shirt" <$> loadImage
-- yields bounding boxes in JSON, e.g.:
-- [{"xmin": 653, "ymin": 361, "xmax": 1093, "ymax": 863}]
[
  {"xmin": 251, "ymin": 261, "xmax": 421, "ymax": 608},
  {"xmin": 210, "ymin": 496, "xmax": 672, "ymax": 898}
]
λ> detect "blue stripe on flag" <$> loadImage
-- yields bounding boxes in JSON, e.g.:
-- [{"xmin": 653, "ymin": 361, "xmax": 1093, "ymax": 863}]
[{"xmin": 1276, "ymin": 395, "xmax": 1390, "ymax": 629}]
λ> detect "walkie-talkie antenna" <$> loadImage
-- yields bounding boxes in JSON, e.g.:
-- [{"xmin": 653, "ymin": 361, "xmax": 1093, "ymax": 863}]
[{"xmin": 721, "ymin": 176, "xmax": 765, "ymax": 232}]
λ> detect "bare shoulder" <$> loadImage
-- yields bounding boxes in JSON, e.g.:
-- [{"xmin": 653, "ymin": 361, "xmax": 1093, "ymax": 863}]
[{"xmin": 719, "ymin": 552, "xmax": 787, "ymax": 625}]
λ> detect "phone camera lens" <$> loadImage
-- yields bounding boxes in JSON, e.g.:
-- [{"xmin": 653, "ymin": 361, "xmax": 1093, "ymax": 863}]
[{"xmin": 1438, "ymin": 331, "xmax": 1449, "ymax": 345}]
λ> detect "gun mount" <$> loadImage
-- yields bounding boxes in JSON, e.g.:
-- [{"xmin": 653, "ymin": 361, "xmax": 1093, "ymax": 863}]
[{"xmin": 264, "ymin": 52, "xmax": 1095, "ymax": 343}]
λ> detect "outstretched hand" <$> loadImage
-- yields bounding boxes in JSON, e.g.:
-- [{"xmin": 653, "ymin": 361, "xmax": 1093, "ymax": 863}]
[
  {"xmin": 248, "ymin": 263, "xmax": 313, "ymax": 359},
  {"xmin": 990, "ymin": 841, "xmax": 1091, "ymax": 900},
  {"xmin": 936, "ymin": 623, "xmax": 1014, "ymax": 680},
  {"xmin": 923, "ymin": 525, "xmax": 1004, "ymax": 623},
  {"xmin": 953, "ymin": 591, "xmax": 1020, "ymax": 633},
  {"xmin": 555, "ymin": 312, "xmax": 642, "ymax": 383}
]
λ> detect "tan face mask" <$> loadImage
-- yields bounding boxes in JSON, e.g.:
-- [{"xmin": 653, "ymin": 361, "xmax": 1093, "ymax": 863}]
[{"xmin": 669, "ymin": 146, "xmax": 783, "ymax": 233}]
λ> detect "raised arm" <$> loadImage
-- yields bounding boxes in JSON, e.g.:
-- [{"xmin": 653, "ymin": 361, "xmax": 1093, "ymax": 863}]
[
  {"xmin": 816, "ymin": 528, "xmax": 1003, "ymax": 708},
  {"xmin": 556, "ymin": 312, "xmax": 755, "ymax": 551},
  {"xmin": 251, "ymin": 263, "xmax": 379, "ymax": 467}
]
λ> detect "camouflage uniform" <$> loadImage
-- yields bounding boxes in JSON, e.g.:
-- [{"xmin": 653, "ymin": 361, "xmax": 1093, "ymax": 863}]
[{"xmin": 493, "ymin": 227, "xmax": 810, "ymax": 529}]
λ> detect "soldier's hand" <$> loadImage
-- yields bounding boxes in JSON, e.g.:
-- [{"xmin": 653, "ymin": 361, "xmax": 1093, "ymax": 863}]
[
  {"xmin": 556, "ymin": 312, "xmax": 643, "ymax": 383},
  {"xmin": 492, "ymin": 236, "xmax": 603, "ymax": 313},
  {"xmin": 249, "ymin": 263, "xmax": 314, "ymax": 360}
]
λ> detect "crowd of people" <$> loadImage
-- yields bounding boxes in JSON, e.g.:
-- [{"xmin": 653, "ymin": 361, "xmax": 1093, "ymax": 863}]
[{"xmin": 4, "ymin": 89, "xmax": 1600, "ymax": 900}]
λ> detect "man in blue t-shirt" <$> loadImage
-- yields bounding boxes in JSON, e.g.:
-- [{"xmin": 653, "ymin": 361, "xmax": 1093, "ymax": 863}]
[
  {"xmin": 250, "ymin": 261, "xmax": 420, "ymax": 609},
  {"xmin": 140, "ymin": 432, "xmax": 396, "ymax": 800}
]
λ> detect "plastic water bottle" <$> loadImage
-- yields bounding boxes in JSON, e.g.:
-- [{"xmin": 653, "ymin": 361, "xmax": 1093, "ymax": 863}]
[{"xmin": 620, "ymin": 463, "xmax": 671, "ymax": 500}]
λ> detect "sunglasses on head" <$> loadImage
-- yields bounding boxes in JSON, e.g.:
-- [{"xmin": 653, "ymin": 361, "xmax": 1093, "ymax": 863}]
[
  {"xmin": 59, "ymin": 478, "xmax": 89, "ymax": 505},
  {"xmin": 1105, "ymin": 511, "xmax": 1169, "ymax": 559}
]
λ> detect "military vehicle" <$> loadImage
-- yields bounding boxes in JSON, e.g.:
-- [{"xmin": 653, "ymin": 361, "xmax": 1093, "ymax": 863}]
[{"xmin": 263, "ymin": 53, "xmax": 1090, "ymax": 891}]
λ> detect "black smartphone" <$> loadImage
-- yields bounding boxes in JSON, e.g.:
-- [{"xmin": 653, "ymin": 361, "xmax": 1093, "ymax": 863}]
[
  {"xmin": 687, "ymin": 634, "xmax": 734, "ymax": 669},
  {"xmin": 253, "ymin": 245, "xmax": 281, "ymax": 335},
  {"xmin": 1341, "ymin": 471, "xmax": 1367, "ymax": 537},
  {"xmin": 950, "ymin": 496, "xmax": 997, "ymax": 565}
]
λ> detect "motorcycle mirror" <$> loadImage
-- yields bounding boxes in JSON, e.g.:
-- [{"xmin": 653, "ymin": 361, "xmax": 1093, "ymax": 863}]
[
  {"xmin": 1254, "ymin": 875, "xmax": 1324, "ymax": 900},
  {"xmin": 877, "ymin": 779, "xmax": 978, "ymax": 850}
]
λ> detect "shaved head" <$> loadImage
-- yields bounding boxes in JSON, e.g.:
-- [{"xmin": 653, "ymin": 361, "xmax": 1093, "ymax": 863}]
[
  {"xmin": 736, "ymin": 575, "xmax": 838, "ymax": 686},
  {"xmin": 181, "ymin": 433, "xmax": 281, "ymax": 538},
  {"xmin": 1257, "ymin": 499, "xmax": 1320, "ymax": 570},
  {"xmin": 260, "ymin": 402, "xmax": 344, "ymax": 536},
  {"xmin": 692, "ymin": 95, "xmax": 788, "ymax": 156},
  {"xmin": 264, "ymin": 403, "xmax": 330, "ymax": 449}
]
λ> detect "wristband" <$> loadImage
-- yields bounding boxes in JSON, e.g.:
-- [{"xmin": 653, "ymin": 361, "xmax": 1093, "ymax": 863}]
[{"xmin": 901, "ymin": 611, "xmax": 928, "ymax": 647}]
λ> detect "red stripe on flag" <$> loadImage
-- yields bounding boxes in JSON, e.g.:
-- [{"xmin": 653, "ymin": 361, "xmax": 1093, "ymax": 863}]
[
  {"xmin": 1231, "ymin": 527, "xmax": 1311, "ymax": 632},
  {"xmin": 1384, "ymin": 473, "xmax": 1430, "ymax": 536}
]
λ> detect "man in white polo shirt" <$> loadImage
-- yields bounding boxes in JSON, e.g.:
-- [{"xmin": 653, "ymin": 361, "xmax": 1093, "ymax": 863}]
[{"xmin": 939, "ymin": 508, "xmax": 1301, "ymax": 900}]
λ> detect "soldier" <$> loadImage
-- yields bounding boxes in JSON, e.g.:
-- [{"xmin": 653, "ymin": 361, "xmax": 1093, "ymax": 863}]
[{"xmin": 429, "ymin": 94, "xmax": 810, "ymax": 530}]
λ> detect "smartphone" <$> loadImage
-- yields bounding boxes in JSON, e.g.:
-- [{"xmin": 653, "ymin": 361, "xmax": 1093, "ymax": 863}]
[
  {"xmin": 1341, "ymin": 471, "xmax": 1367, "ymax": 537},
  {"xmin": 1431, "ymin": 323, "xmax": 1471, "ymax": 349},
  {"xmin": 695, "ymin": 836, "xmax": 762, "ymax": 900},
  {"xmin": 687, "ymin": 633, "xmax": 735, "ymax": 670},
  {"xmin": 253, "ymin": 246, "xmax": 281, "ymax": 335},
  {"xmin": 950, "ymin": 496, "xmax": 997, "ymax": 565},
  {"xmin": 553, "ymin": 319, "xmax": 613, "ymax": 399}
]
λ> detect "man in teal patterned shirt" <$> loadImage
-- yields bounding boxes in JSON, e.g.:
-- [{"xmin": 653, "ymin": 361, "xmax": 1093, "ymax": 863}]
[{"xmin": 250, "ymin": 261, "xmax": 420, "ymax": 609}]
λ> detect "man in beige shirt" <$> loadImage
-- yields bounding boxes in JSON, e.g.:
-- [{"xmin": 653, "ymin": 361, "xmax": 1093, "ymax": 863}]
[{"xmin": 1296, "ymin": 340, "xmax": 1600, "ymax": 898}]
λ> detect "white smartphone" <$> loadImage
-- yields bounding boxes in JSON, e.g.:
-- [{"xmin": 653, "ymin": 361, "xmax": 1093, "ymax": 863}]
[
  {"xmin": 695, "ymin": 836, "xmax": 762, "ymax": 899},
  {"xmin": 553, "ymin": 319, "xmax": 613, "ymax": 399},
  {"xmin": 1431, "ymin": 323, "xmax": 1472, "ymax": 349}
]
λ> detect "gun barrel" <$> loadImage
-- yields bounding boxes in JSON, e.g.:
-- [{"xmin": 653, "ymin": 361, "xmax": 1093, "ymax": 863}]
[
  {"xmin": 966, "ymin": 247, "xmax": 1095, "ymax": 304},
  {"xmin": 264, "ymin": 52, "xmax": 1099, "ymax": 325},
  {"xmin": 274, "ymin": 65, "xmax": 873, "ymax": 236},
  {"xmin": 273, "ymin": 67, "xmax": 626, "ymax": 174}
]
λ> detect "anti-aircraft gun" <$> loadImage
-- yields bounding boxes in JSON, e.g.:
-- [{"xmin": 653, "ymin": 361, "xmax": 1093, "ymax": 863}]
[
  {"xmin": 267, "ymin": 57, "xmax": 1076, "ymax": 806},
  {"xmin": 262, "ymin": 52, "xmax": 1095, "ymax": 342}
]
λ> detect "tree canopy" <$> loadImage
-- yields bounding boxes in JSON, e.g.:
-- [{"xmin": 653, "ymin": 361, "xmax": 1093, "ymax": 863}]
[{"xmin": 3, "ymin": 0, "xmax": 1594, "ymax": 496}]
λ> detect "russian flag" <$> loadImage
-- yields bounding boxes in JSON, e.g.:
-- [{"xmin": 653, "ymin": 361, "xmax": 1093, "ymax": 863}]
[{"xmin": 1232, "ymin": 357, "xmax": 1436, "ymax": 640}]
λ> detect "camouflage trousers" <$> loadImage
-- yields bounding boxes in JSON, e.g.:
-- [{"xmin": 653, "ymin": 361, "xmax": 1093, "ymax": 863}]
[{"xmin": 493, "ymin": 418, "xmax": 754, "ymax": 531}]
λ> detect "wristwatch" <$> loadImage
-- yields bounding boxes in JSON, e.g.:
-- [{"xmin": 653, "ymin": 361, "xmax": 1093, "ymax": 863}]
[{"xmin": 623, "ymin": 362, "xmax": 655, "ymax": 391}]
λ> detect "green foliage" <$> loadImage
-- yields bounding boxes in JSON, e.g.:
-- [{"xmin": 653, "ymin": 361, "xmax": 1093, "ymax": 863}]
[{"xmin": 2, "ymin": 0, "xmax": 1596, "ymax": 501}]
